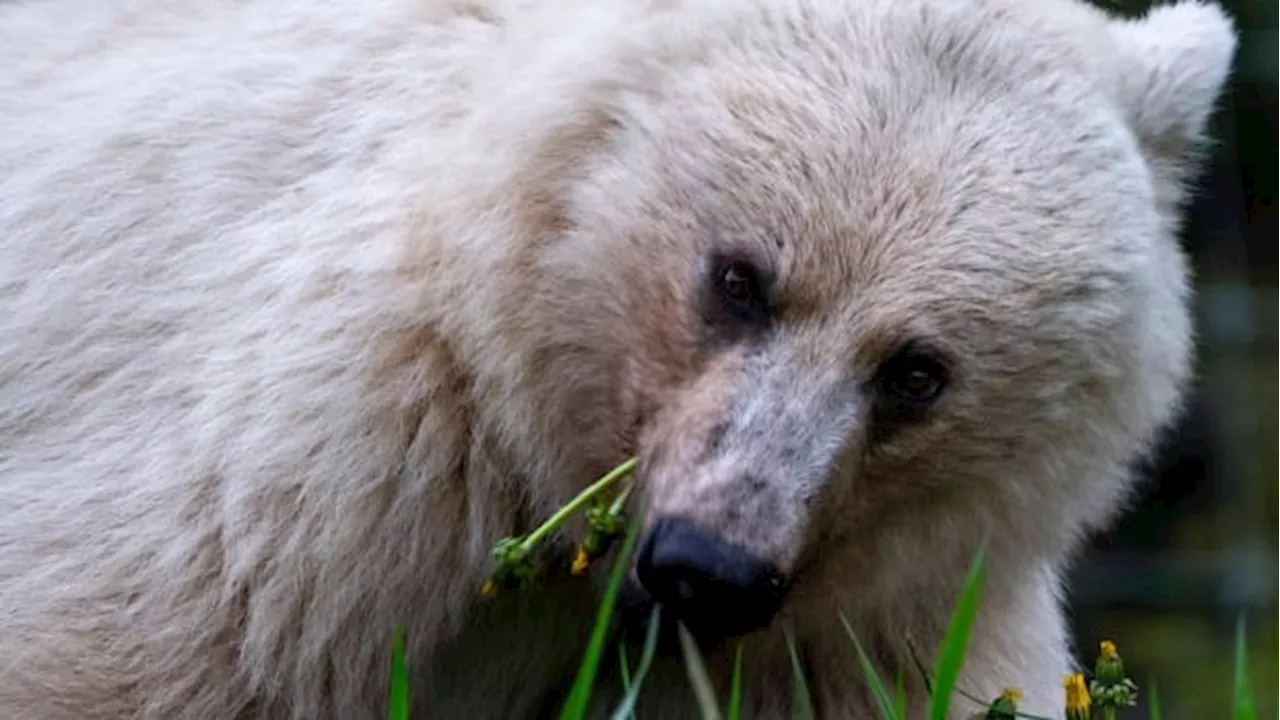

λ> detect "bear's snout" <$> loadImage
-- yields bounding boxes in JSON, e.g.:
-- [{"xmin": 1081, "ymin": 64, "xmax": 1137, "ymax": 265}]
[{"xmin": 635, "ymin": 516, "xmax": 789, "ymax": 640}]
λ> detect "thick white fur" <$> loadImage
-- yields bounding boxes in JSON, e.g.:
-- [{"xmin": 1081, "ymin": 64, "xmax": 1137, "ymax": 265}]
[{"xmin": 0, "ymin": 0, "xmax": 1235, "ymax": 718}]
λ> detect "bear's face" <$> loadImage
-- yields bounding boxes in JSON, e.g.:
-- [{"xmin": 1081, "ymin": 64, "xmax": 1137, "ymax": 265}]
[{"xmin": 527, "ymin": 0, "xmax": 1234, "ymax": 642}]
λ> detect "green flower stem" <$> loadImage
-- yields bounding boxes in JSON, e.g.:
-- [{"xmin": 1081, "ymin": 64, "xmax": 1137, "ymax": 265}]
[
  {"xmin": 608, "ymin": 484, "xmax": 633, "ymax": 515},
  {"xmin": 1103, "ymin": 708, "xmax": 1116, "ymax": 720},
  {"xmin": 521, "ymin": 457, "xmax": 638, "ymax": 553}
]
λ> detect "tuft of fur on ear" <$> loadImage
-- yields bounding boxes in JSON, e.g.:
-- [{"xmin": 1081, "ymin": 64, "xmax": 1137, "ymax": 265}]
[{"xmin": 1107, "ymin": 1, "xmax": 1238, "ymax": 207}]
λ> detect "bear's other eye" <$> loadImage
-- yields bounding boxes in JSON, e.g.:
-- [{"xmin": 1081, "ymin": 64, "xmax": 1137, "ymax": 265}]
[
  {"xmin": 888, "ymin": 363, "xmax": 945, "ymax": 402},
  {"xmin": 721, "ymin": 264, "xmax": 755, "ymax": 302},
  {"xmin": 877, "ymin": 351, "xmax": 949, "ymax": 406},
  {"xmin": 701, "ymin": 253, "xmax": 771, "ymax": 334}
]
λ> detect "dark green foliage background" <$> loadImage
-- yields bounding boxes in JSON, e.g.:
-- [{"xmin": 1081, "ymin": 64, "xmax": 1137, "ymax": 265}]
[{"xmin": 1071, "ymin": 2, "xmax": 1277, "ymax": 719}]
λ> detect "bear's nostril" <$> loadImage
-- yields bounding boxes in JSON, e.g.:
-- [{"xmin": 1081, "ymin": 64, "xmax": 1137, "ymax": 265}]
[{"xmin": 634, "ymin": 516, "xmax": 789, "ymax": 641}]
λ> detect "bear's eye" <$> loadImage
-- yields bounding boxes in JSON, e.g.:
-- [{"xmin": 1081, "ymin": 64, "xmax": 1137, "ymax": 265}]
[
  {"xmin": 699, "ymin": 252, "xmax": 772, "ymax": 343},
  {"xmin": 704, "ymin": 254, "xmax": 770, "ymax": 329},
  {"xmin": 721, "ymin": 264, "xmax": 755, "ymax": 303},
  {"xmin": 878, "ymin": 352, "xmax": 949, "ymax": 406}
]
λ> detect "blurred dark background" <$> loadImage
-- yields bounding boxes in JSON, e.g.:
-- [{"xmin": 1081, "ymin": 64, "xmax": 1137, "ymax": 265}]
[{"xmin": 1069, "ymin": 1, "xmax": 1277, "ymax": 718}]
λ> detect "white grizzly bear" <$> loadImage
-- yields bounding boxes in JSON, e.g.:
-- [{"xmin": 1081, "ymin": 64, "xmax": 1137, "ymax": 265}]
[{"xmin": 0, "ymin": 0, "xmax": 1235, "ymax": 717}]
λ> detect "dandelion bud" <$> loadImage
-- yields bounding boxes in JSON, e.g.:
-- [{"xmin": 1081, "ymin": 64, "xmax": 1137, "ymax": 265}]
[
  {"xmin": 586, "ymin": 504, "xmax": 627, "ymax": 541},
  {"xmin": 982, "ymin": 688, "xmax": 1021, "ymax": 720},
  {"xmin": 1094, "ymin": 640, "xmax": 1126, "ymax": 686},
  {"xmin": 570, "ymin": 546, "xmax": 591, "ymax": 576},
  {"xmin": 482, "ymin": 536, "xmax": 539, "ymax": 596},
  {"xmin": 1090, "ymin": 639, "xmax": 1138, "ymax": 709},
  {"xmin": 570, "ymin": 496, "xmax": 630, "ymax": 575}
]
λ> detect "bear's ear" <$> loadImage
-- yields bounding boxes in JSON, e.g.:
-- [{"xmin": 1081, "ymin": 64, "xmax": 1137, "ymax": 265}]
[{"xmin": 1106, "ymin": 1, "xmax": 1237, "ymax": 207}]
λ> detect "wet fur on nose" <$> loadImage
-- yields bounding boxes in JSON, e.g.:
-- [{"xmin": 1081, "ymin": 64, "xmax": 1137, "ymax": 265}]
[{"xmin": 635, "ymin": 516, "xmax": 789, "ymax": 640}]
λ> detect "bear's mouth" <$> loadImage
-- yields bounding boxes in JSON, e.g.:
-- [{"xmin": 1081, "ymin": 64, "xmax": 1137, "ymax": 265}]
[{"xmin": 616, "ymin": 577, "xmax": 683, "ymax": 654}]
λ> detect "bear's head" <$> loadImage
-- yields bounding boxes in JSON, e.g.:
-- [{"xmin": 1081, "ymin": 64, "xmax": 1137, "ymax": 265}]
[{"xmin": 494, "ymin": 0, "xmax": 1237, "ymax": 644}]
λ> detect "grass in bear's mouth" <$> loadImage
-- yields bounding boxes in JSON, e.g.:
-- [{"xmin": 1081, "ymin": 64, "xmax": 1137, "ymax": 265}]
[{"xmin": 385, "ymin": 458, "xmax": 1261, "ymax": 720}]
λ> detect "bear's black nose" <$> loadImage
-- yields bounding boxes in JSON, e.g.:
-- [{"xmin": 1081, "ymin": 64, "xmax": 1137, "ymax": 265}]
[{"xmin": 634, "ymin": 516, "xmax": 788, "ymax": 640}]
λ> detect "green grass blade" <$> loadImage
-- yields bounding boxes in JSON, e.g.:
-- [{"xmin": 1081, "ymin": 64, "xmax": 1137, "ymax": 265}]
[
  {"xmin": 785, "ymin": 628, "xmax": 815, "ymax": 720},
  {"xmin": 617, "ymin": 644, "xmax": 634, "ymax": 720},
  {"xmin": 906, "ymin": 636, "xmax": 935, "ymax": 695},
  {"xmin": 387, "ymin": 625, "xmax": 410, "ymax": 720},
  {"xmin": 894, "ymin": 664, "xmax": 907, "ymax": 720},
  {"xmin": 610, "ymin": 605, "xmax": 664, "ymax": 720},
  {"xmin": 678, "ymin": 622, "xmax": 724, "ymax": 720},
  {"xmin": 1233, "ymin": 614, "xmax": 1257, "ymax": 720},
  {"xmin": 559, "ymin": 516, "xmax": 643, "ymax": 720},
  {"xmin": 1147, "ymin": 678, "xmax": 1161, "ymax": 720},
  {"xmin": 927, "ymin": 537, "xmax": 989, "ymax": 720},
  {"xmin": 619, "ymin": 644, "xmax": 633, "ymax": 691},
  {"xmin": 726, "ymin": 644, "xmax": 744, "ymax": 720},
  {"xmin": 838, "ymin": 613, "xmax": 899, "ymax": 720},
  {"xmin": 908, "ymin": 635, "xmax": 1015, "ymax": 716}
]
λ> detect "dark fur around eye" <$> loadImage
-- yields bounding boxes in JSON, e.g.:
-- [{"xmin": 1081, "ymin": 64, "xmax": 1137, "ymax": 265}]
[
  {"xmin": 872, "ymin": 344, "xmax": 951, "ymax": 429},
  {"xmin": 698, "ymin": 252, "xmax": 772, "ymax": 344}
]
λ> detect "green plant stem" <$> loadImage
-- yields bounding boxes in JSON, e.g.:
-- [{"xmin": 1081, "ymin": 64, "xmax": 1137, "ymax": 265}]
[
  {"xmin": 558, "ymin": 515, "xmax": 644, "ymax": 720},
  {"xmin": 1103, "ymin": 708, "xmax": 1117, "ymax": 720},
  {"xmin": 608, "ymin": 484, "xmax": 634, "ymax": 515},
  {"xmin": 677, "ymin": 622, "xmax": 723, "ymax": 720},
  {"xmin": 522, "ymin": 457, "xmax": 638, "ymax": 552},
  {"xmin": 726, "ymin": 644, "xmax": 744, "ymax": 720},
  {"xmin": 387, "ymin": 625, "xmax": 410, "ymax": 720},
  {"xmin": 610, "ymin": 605, "xmax": 664, "ymax": 720},
  {"xmin": 785, "ymin": 627, "xmax": 815, "ymax": 720},
  {"xmin": 905, "ymin": 630, "xmax": 1055, "ymax": 720}
]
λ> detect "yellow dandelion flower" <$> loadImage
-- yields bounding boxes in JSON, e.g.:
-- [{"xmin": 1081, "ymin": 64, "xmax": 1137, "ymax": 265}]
[
  {"xmin": 480, "ymin": 579, "xmax": 498, "ymax": 598},
  {"xmin": 571, "ymin": 546, "xmax": 591, "ymax": 576},
  {"xmin": 1100, "ymin": 640, "xmax": 1118, "ymax": 660},
  {"xmin": 999, "ymin": 688, "xmax": 1022, "ymax": 705},
  {"xmin": 1063, "ymin": 673, "xmax": 1091, "ymax": 720}
]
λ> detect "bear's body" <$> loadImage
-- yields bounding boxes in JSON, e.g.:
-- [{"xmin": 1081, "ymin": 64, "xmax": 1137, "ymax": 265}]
[{"xmin": 0, "ymin": 0, "xmax": 1234, "ymax": 718}]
